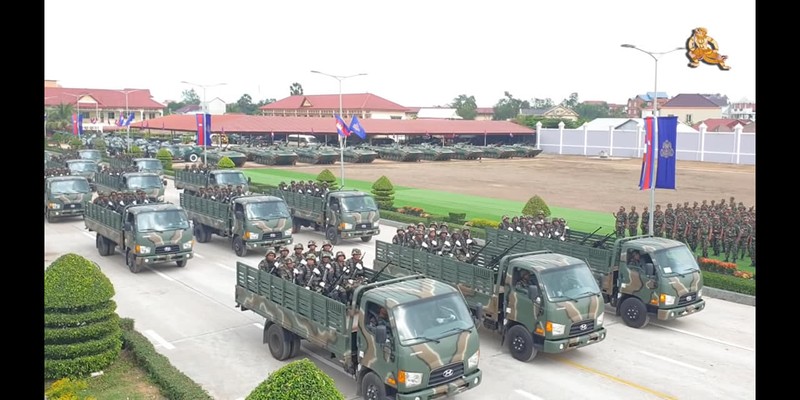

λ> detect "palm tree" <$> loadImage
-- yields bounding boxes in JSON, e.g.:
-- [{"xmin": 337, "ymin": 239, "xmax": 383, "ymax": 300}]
[
  {"xmin": 289, "ymin": 82, "xmax": 304, "ymax": 96},
  {"xmin": 46, "ymin": 103, "xmax": 74, "ymax": 133}
]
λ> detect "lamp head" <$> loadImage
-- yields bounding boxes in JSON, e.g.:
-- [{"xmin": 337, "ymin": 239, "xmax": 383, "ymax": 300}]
[{"xmin": 621, "ymin": 44, "xmax": 635, "ymax": 48}]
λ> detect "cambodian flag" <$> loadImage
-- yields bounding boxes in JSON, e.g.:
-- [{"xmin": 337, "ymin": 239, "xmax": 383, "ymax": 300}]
[
  {"xmin": 196, "ymin": 113, "xmax": 211, "ymax": 146},
  {"xmin": 335, "ymin": 114, "xmax": 350, "ymax": 138},
  {"xmin": 639, "ymin": 117, "xmax": 655, "ymax": 190}
]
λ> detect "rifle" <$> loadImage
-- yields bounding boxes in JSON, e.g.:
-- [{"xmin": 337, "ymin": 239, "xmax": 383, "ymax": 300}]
[
  {"xmin": 580, "ymin": 227, "xmax": 602, "ymax": 246},
  {"xmin": 368, "ymin": 259, "xmax": 394, "ymax": 284},
  {"xmin": 593, "ymin": 232, "xmax": 614, "ymax": 248},
  {"xmin": 467, "ymin": 240, "xmax": 492, "ymax": 265},
  {"xmin": 485, "ymin": 238, "xmax": 524, "ymax": 269}
]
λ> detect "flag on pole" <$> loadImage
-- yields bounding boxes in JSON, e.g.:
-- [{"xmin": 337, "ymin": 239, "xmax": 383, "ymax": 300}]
[
  {"xmin": 72, "ymin": 114, "xmax": 79, "ymax": 136},
  {"xmin": 196, "ymin": 113, "xmax": 211, "ymax": 146},
  {"xmin": 123, "ymin": 112, "xmax": 135, "ymax": 127},
  {"xmin": 349, "ymin": 115, "xmax": 367, "ymax": 139},
  {"xmin": 335, "ymin": 114, "xmax": 350, "ymax": 138},
  {"xmin": 144, "ymin": 120, "xmax": 149, "ymax": 129},
  {"xmin": 639, "ymin": 117, "xmax": 655, "ymax": 190},
  {"xmin": 509, "ymin": 132, "xmax": 514, "ymax": 138},
  {"xmin": 654, "ymin": 115, "xmax": 678, "ymax": 189},
  {"xmin": 116, "ymin": 114, "xmax": 124, "ymax": 126}
]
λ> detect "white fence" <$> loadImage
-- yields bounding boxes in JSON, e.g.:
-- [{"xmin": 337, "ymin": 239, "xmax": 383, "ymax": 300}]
[{"xmin": 535, "ymin": 121, "xmax": 755, "ymax": 165}]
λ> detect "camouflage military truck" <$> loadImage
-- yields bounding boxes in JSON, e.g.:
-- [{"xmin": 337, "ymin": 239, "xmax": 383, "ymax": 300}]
[
  {"xmin": 94, "ymin": 171, "xmax": 166, "ymax": 201},
  {"xmin": 64, "ymin": 159, "xmax": 99, "ymax": 190},
  {"xmin": 236, "ymin": 261, "xmax": 482, "ymax": 400},
  {"xmin": 76, "ymin": 149, "xmax": 103, "ymax": 162},
  {"xmin": 174, "ymin": 168, "xmax": 251, "ymax": 194},
  {"xmin": 486, "ymin": 228, "xmax": 706, "ymax": 329},
  {"xmin": 180, "ymin": 192, "xmax": 293, "ymax": 256},
  {"xmin": 375, "ymin": 242, "xmax": 606, "ymax": 362},
  {"xmin": 269, "ymin": 189, "xmax": 380, "ymax": 245},
  {"xmin": 84, "ymin": 202, "xmax": 194, "ymax": 273},
  {"xmin": 109, "ymin": 156, "xmax": 164, "ymax": 175},
  {"xmin": 44, "ymin": 175, "xmax": 93, "ymax": 223}
]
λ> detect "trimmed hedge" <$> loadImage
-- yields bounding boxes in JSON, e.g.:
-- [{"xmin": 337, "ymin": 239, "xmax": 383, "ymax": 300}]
[
  {"xmin": 371, "ymin": 175, "xmax": 395, "ymax": 210},
  {"xmin": 156, "ymin": 148, "xmax": 173, "ymax": 170},
  {"xmin": 45, "ymin": 301, "xmax": 117, "ymax": 326},
  {"xmin": 121, "ymin": 318, "xmax": 213, "ymax": 400},
  {"xmin": 317, "ymin": 169, "xmax": 339, "ymax": 190},
  {"xmin": 246, "ymin": 358, "xmax": 344, "ymax": 400},
  {"xmin": 522, "ymin": 195, "xmax": 551, "ymax": 217},
  {"xmin": 702, "ymin": 271, "xmax": 756, "ymax": 296},
  {"xmin": 45, "ymin": 254, "xmax": 115, "ymax": 309},
  {"xmin": 45, "ymin": 347, "xmax": 121, "ymax": 380},
  {"xmin": 217, "ymin": 156, "xmax": 235, "ymax": 169},
  {"xmin": 45, "ymin": 334, "xmax": 123, "ymax": 360}
]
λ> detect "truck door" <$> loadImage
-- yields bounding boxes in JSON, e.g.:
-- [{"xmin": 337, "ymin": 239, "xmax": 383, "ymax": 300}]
[
  {"xmin": 233, "ymin": 202, "xmax": 245, "ymax": 232},
  {"xmin": 124, "ymin": 210, "xmax": 136, "ymax": 251},
  {"xmin": 327, "ymin": 196, "xmax": 340, "ymax": 228},
  {"xmin": 507, "ymin": 267, "xmax": 539, "ymax": 329},
  {"xmin": 619, "ymin": 246, "xmax": 657, "ymax": 296},
  {"xmin": 360, "ymin": 301, "xmax": 395, "ymax": 366}
]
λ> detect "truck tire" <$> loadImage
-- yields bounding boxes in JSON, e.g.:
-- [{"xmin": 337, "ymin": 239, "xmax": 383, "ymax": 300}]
[
  {"xmin": 233, "ymin": 236, "xmax": 248, "ymax": 257},
  {"xmin": 97, "ymin": 234, "xmax": 112, "ymax": 256},
  {"xmin": 45, "ymin": 209, "xmax": 54, "ymax": 223},
  {"xmin": 289, "ymin": 334, "xmax": 301, "ymax": 358},
  {"xmin": 266, "ymin": 324, "xmax": 292, "ymax": 361},
  {"xmin": 361, "ymin": 372, "xmax": 387, "ymax": 400},
  {"xmin": 194, "ymin": 223, "xmax": 211, "ymax": 243},
  {"xmin": 506, "ymin": 324, "xmax": 538, "ymax": 362},
  {"xmin": 126, "ymin": 250, "xmax": 142, "ymax": 274},
  {"xmin": 188, "ymin": 153, "xmax": 199, "ymax": 163},
  {"xmin": 619, "ymin": 297, "xmax": 649, "ymax": 328},
  {"xmin": 176, "ymin": 259, "xmax": 188, "ymax": 268},
  {"xmin": 360, "ymin": 236, "xmax": 372, "ymax": 242},
  {"xmin": 326, "ymin": 226, "xmax": 340, "ymax": 245}
]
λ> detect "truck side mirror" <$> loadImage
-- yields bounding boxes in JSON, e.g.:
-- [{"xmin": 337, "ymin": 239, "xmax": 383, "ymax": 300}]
[
  {"xmin": 123, "ymin": 222, "xmax": 132, "ymax": 231},
  {"xmin": 644, "ymin": 262, "xmax": 655, "ymax": 276},
  {"xmin": 247, "ymin": 177, "xmax": 252, "ymax": 183},
  {"xmin": 528, "ymin": 286, "xmax": 540, "ymax": 303},
  {"xmin": 375, "ymin": 325, "xmax": 387, "ymax": 345},
  {"xmin": 473, "ymin": 303, "xmax": 484, "ymax": 322}
]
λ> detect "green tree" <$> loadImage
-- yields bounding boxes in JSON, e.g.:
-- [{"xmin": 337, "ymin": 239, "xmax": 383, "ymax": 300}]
[
  {"xmin": 227, "ymin": 93, "xmax": 259, "ymax": 115},
  {"xmin": 217, "ymin": 156, "xmax": 235, "ymax": 169},
  {"xmin": 182, "ymin": 89, "xmax": 201, "ymax": 105},
  {"xmin": 521, "ymin": 195, "xmax": 551, "ymax": 217},
  {"xmin": 574, "ymin": 101, "xmax": 613, "ymax": 125},
  {"xmin": 45, "ymin": 253, "xmax": 122, "ymax": 379},
  {"xmin": 290, "ymin": 83, "xmax": 304, "ymax": 96},
  {"xmin": 246, "ymin": 358, "xmax": 344, "ymax": 400},
  {"xmin": 46, "ymin": 103, "xmax": 75, "ymax": 133},
  {"xmin": 560, "ymin": 92, "xmax": 579, "ymax": 109},
  {"xmin": 450, "ymin": 94, "xmax": 478, "ymax": 120},
  {"xmin": 371, "ymin": 175, "xmax": 395, "ymax": 210},
  {"xmin": 69, "ymin": 137, "xmax": 83, "ymax": 150},
  {"xmin": 530, "ymin": 98, "xmax": 555, "ymax": 109},
  {"xmin": 156, "ymin": 148, "xmax": 173, "ymax": 170},
  {"xmin": 317, "ymin": 169, "xmax": 339, "ymax": 190},
  {"xmin": 493, "ymin": 91, "xmax": 530, "ymax": 121},
  {"xmin": 166, "ymin": 100, "xmax": 186, "ymax": 115}
]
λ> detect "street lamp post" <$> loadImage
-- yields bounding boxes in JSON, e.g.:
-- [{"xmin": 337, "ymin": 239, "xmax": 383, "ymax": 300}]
[
  {"xmin": 310, "ymin": 70, "xmax": 367, "ymax": 188},
  {"xmin": 180, "ymin": 81, "xmax": 227, "ymax": 165},
  {"xmin": 621, "ymin": 44, "xmax": 684, "ymax": 236},
  {"xmin": 44, "ymin": 96, "xmax": 58, "ymax": 143},
  {"xmin": 116, "ymin": 89, "xmax": 145, "ymax": 153}
]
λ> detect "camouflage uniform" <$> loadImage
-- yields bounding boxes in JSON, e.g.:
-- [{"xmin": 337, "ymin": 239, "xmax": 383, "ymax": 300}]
[
  {"xmin": 710, "ymin": 215, "xmax": 723, "ymax": 256},
  {"xmin": 749, "ymin": 223, "xmax": 756, "ymax": 267},
  {"xmin": 664, "ymin": 203, "xmax": 675, "ymax": 239},
  {"xmin": 613, "ymin": 206, "xmax": 627, "ymax": 238},
  {"xmin": 290, "ymin": 243, "xmax": 305, "ymax": 266},
  {"xmin": 653, "ymin": 205, "xmax": 664, "ymax": 237},
  {"xmin": 640, "ymin": 207, "xmax": 650, "ymax": 236},
  {"xmin": 674, "ymin": 205, "xmax": 687, "ymax": 244},
  {"xmin": 627, "ymin": 206, "xmax": 639, "ymax": 237},
  {"xmin": 722, "ymin": 219, "xmax": 740, "ymax": 263},
  {"xmin": 697, "ymin": 215, "xmax": 711, "ymax": 258},
  {"xmin": 738, "ymin": 217, "xmax": 753, "ymax": 261},
  {"xmin": 258, "ymin": 250, "xmax": 278, "ymax": 273},
  {"xmin": 687, "ymin": 211, "xmax": 700, "ymax": 252}
]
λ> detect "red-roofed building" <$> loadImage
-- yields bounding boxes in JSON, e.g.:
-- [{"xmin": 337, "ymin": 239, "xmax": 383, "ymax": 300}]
[
  {"xmin": 659, "ymin": 93, "xmax": 725, "ymax": 125},
  {"xmin": 260, "ymin": 93, "xmax": 408, "ymax": 119},
  {"xmin": 44, "ymin": 81, "xmax": 165, "ymax": 128},
  {"xmin": 692, "ymin": 118, "xmax": 751, "ymax": 132}
]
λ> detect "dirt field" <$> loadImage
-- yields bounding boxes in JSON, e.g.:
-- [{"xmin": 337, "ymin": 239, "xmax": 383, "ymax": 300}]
[{"xmin": 266, "ymin": 153, "xmax": 756, "ymax": 213}]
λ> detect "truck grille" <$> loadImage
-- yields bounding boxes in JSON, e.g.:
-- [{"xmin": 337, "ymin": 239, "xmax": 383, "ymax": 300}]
[
  {"xmin": 429, "ymin": 362, "xmax": 464, "ymax": 387},
  {"xmin": 263, "ymin": 231, "xmax": 283, "ymax": 239},
  {"xmin": 155, "ymin": 245, "xmax": 181, "ymax": 254},
  {"xmin": 569, "ymin": 319, "xmax": 595, "ymax": 336},
  {"xmin": 678, "ymin": 292, "xmax": 699, "ymax": 306},
  {"xmin": 65, "ymin": 203, "xmax": 83, "ymax": 210},
  {"xmin": 357, "ymin": 223, "xmax": 371, "ymax": 229}
]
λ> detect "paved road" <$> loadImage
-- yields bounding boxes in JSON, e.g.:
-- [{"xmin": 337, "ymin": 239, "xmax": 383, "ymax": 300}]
[{"xmin": 44, "ymin": 181, "xmax": 755, "ymax": 400}]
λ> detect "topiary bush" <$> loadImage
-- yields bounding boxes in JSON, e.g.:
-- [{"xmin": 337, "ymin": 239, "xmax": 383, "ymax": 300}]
[
  {"xmin": 467, "ymin": 218, "xmax": 500, "ymax": 229},
  {"xmin": 371, "ymin": 175, "xmax": 395, "ymax": 210},
  {"xmin": 69, "ymin": 137, "xmax": 83, "ymax": 149},
  {"xmin": 246, "ymin": 358, "xmax": 345, "ymax": 400},
  {"xmin": 45, "ymin": 377, "xmax": 96, "ymax": 400},
  {"xmin": 45, "ymin": 253, "xmax": 122, "ymax": 380},
  {"xmin": 317, "ymin": 169, "xmax": 339, "ymax": 190},
  {"xmin": 217, "ymin": 156, "xmax": 235, "ymax": 169},
  {"xmin": 156, "ymin": 148, "xmax": 173, "ymax": 171},
  {"xmin": 130, "ymin": 145, "xmax": 143, "ymax": 157},
  {"xmin": 521, "ymin": 195, "xmax": 551, "ymax": 217},
  {"xmin": 92, "ymin": 138, "xmax": 107, "ymax": 152}
]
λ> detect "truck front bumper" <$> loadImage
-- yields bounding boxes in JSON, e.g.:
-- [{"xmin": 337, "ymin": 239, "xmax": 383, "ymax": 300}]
[
  {"xmin": 396, "ymin": 369, "xmax": 482, "ymax": 400},
  {"xmin": 247, "ymin": 237, "xmax": 293, "ymax": 250},
  {"xmin": 48, "ymin": 204, "xmax": 85, "ymax": 218},
  {"xmin": 657, "ymin": 299, "xmax": 706, "ymax": 321},
  {"xmin": 137, "ymin": 251, "xmax": 193, "ymax": 265},
  {"xmin": 340, "ymin": 228, "xmax": 380, "ymax": 239},
  {"xmin": 542, "ymin": 327, "xmax": 607, "ymax": 353}
]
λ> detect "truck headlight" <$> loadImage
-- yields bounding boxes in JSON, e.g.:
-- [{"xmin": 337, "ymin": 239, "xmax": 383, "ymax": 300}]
[
  {"xmin": 547, "ymin": 322, "xmax": 565, "ymax": 335},
  {"xmin": 182, "ymin": 241, "xmax": 193, "ymax": 250},
  {"xmin": 284, "ymin": 229, "xmax": 292, "ymax": 236},
  {"xmin": 136, "ymin": 245, "xmax": 151, "ymax": 254},
  {"xmin": 48, "ymin": 203, "xmax": 61, "ymax": 209},
  {"xmin": 468, "ymin": 350, "xmax": 480, "ymax": 369},
  {"xmin": 660, "ymin": 294, "xmax": 676, "ymax": 306},
  {"xmin": 157, "ymin": 195, "xmax": 165, "ymax": 202},
  {"xmin": 340, "ymin": 222, "xmax": 353, "ymax": 230},
  {"xmin": 399, "ymin": 371, "xmax": 423, "ymax": 387},
  {"xmin": 697, "ymin": 288, "xmax": 703, "ymax": 298},
  {"xmin": 244, "ymin": 231, "xmax": 259, "ymax": 240},
  {"xmin": 597, "ymin": 312, "xmax": 605, "ymax": 326}
]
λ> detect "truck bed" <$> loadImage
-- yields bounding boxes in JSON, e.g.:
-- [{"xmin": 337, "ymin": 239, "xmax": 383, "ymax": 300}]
[
  {"xmin": 269, "ymin": 189, "xmax": 324, "ymax": 223},
  {"xmin": 94, "ymin": 173, "xmax": 124, "ymax": 192},
  {"xmin": 484, "ymin": 229, "xmax": 614, "ymax": 274},
  {"xmin": 179, "ymin": 193, "xmax": 230, "ymax": 231},
  {"xmin": 84, "ymin": 202, "xmax": 124, "ymax": 243},
  {"xmin": 174, "ymin": 170, "xmax": 209, "ymax": 191}
]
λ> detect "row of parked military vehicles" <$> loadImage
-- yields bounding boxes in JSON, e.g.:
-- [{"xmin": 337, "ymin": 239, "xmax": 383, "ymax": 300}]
[{"xmin": 45, "ymin": 148, "xmax": 706, "ymax": 400}]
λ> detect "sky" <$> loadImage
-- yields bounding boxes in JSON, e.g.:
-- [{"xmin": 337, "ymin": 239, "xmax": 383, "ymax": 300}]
[{"xmin": 45, "ymin": 0, "xmax": 756, "ymax": 108}]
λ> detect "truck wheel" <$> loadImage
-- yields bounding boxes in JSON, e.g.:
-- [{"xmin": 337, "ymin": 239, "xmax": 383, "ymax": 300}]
[
  {"xmin": 619, "ymin": 297, "xmax": 649, "ymax": 328},
  {"xmin": 266, "ymin": 324, "xmax": 292, "ymax": 361},
  {"xmin": 194, "ymin": 224, "xmax": 210, "ymax": 243},
  {"xmin": 176, "ymin": 259, "xmax": 188, "ymax": 268},
  {"xmin": 361, "ymin": 372, "xmax": 386, "ymax": 400},
  {"xmin": 126, "ymin": 250, "xmax": 142, "ymax": 274},
  {"xmin": 233, "ymin": 236, "xmax": 248, "ymax": 257},
  {"xmin": 289, "ymin": 334, "xmax": 301, "ymax": 358},
  {"xmin": 326, "ymin": 226, "xmax": 340, "ymax": 245},
  {"xmin": 360, "ymin": 236, "xmax": 372, "ymax": 242},
  {"xmin": 97, "ymin": 235, "xmax": 111, "ymax": 256},
  {"xmin": 188, "ymin": 153, "xmax": 199, "ymax": 163},
  {"xmin": 45, "ymin": 209, "xmax": 54, "ymax": 223},
  {"xmin": 506, "ymin": 324, "xmax": 537, "ymax": 362},
  {"xmin": 292, "ymin": 218, "xmax": 301, "ymax": 233}
]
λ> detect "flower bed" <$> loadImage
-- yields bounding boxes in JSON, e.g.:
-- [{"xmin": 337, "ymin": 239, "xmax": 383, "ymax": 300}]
[{"xmin": 698, "ymin": 257, "xmax": 753, "ymax": 280}]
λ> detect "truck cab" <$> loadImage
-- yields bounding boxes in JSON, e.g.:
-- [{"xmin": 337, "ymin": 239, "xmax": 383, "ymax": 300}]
[
  {"xmin": 77, "ymin": 149, "xmax": 103, "ymax": 162},
  {"xmin": 65, "ymin": 159, "xmax": 99, "ymax": 190},
  {"xmin": 130, "ymin": 158, "xmax": 164, "ymax": 175},
  {"xmin": 44, "ymin": 176, "xmax": 92, "ymax": 222},
  {"xmin": 121, "ymin": 203, "xmax": 194, "ymax": 272},
  {"xmin": 122, "ymin": 172, "xmax": 166, "ymax": 201},
  {"xmin": 607, "ymin": 236, "xmax": 706, "ymax": 328},
  {"xmin": 325, "ymin": 191, "xmax": 381, "ymax": 243}
]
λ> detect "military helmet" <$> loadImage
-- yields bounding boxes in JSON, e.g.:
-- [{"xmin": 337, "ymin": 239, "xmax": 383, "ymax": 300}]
[
  {"xmin": 351, "ymin": 248, "xmax": 362, "ymax": 255},
  {"xmin": 335, "ymin": 251, "xmax": 346, "ymax": 258},
  {"xmin": 294, "ymin": 243, "xmax": 304, "ymax": 250},
  {"xmin": 279, "ymin": 246, "xmax": 289, "ymax": 252},
  {"xmin": 307, "ymin": 240, "xmax": 317, "ymax": 247},
  {"xmin": 322, "ymin": 240, "xmax": 332, "ymax": 247},
  {"xmin": 284, "ymin": 257, "xmax": 295, "ymax": 264},
  {"xmin": 306, "ymin": 253, "xmax": 317, "ymax": 261},
  {"xmin": 266, "ymin": 249, "xmax": 276, "ymax": 256},
  {"xmin": 321, "ymin": 251, "xmax": 333, "ymax": 259}
]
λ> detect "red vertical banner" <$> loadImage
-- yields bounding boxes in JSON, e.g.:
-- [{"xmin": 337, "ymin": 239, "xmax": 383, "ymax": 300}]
[{"xmin": 639, "ymin": 117, "xmax": 655, "ymax": 190}]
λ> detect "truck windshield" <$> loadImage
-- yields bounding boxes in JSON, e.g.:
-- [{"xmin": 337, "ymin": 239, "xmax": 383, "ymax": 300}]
[
  {"xmin": 78, "ymin": 150, "xmax": 102, "ymax": 161},
  {"xmin": 136, "ymin": 210, "xmax": 190, "ymax": 232},
  {"xmin": 540, "ymin": 264, "xmax": 600, "ymax": 302},
  {"xmin": 652, "ymin": 246, "xmax": 700, "ymax": 276},
  {"xmin": 215, "ymin": 172, "xmax": 248, "ymax": 186},
  {"xmin": 50, "ymin": 179, "xmax": 90, "ymax": 194},
  {"xmin": 136, "ymin": 160, "xmax": 163, "ymax": 172},
  {"xmin": 67, "ymin": 161, "xmax": 97, "ymax": 172},
  {"xmin": 340, "ymin": 196, "xmax": 377, "ymax": 212},
  {"xmin": 245, "ymin": 201, "xmax": 290, "ymax": 220},
  {"xmin": 126, "ymin": 176, "xmax": 163, "ymax": 189},
  {"xmin": 393, "ymin": 292, "xmax": 474, "ymax": 346}
]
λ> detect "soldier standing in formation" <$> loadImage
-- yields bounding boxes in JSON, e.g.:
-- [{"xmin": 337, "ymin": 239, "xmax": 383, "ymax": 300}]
[
  {"xmin": 627, "ymin": 206, "xmax": 639, "ymax": 237},
  {"xmin": 612, "ymin": 206, "xmax": 627, "ymax": 239}
]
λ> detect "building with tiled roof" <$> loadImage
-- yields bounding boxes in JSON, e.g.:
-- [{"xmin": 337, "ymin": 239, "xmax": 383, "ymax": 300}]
[
  {"xmin": 728, "ymin": 101, "xmax": 756, "ymax": 121},
  {"xmin": 519, "ymin": 105, "xmax": 579, "ymax": 121},
  {"xmin": 44, "ymin": 81, "xmax": 165, "ymax": 128},
  {"xmin": 659, "ymin": 93, "xmax": 724, "ymax": 125},
  {"xmin": 691, "ymin": 118, "xmax": 751, "ymax": 132},
  {"xmin": 625, "ymin": 92, "xmax": 669, "ymax": 118},
  {"xmin": 260, "ymin": 93, "xmax": 408, "ymax": 119}
]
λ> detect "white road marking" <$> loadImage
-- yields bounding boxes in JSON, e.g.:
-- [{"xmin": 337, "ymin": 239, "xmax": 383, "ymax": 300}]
[
  {"xmin": 650, "ymin": 323, "xmax": 755, "ymax": 352},
  {"xmin": 82, "ymin": 231, "xmax": 95, "ymax": 239},
  {"xmin": 194, "ymin": 253, "xmax": 206, "ymax": 259},
  {"xmin": 216, "ymin": 262, "xmax": 236, "ymax": 272},
  {"xmin": 514, "ymin": 389, "xmax": 545, "ymax": 400},
  {"xmin": 144, "ymin": 329, "xmax": 176, "ymax": 350},
  {"xmin": 639, "ymin": 350, "xmax": 707, "ymax": 373},
  {"xmin": 148, "ymin": 268, "xmax": 176, "ymax": 282},
  {"xmin": 254, "ymin": 323, "xmax": 264, "ymax": 330}
]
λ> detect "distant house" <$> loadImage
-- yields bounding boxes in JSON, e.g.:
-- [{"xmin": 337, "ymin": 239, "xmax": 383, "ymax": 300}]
[
  {"xmin": 659, "ymin": 94, "xmax": 724, "ymax": 125},
  {"xmin": 475, "ymin": 107, "xmax": 494, "ymax": 121},
  {"xmin": 692, "ymin": 118, "xmax": 751, "ymax": 132},
  {"xmin": 260, "ymin": 93, "xmax": 408, "ymax": 120},
  {"xmin": 44, "ymin": 81, "xmax": 165, "ymax": 127},
  {"xmin": 519, "ymin": 105, "xmax": 579, "ymax": 121},
  {"xmin": 626, "ymin": 92, "xmax": 669, "ymax": 118},
  {"xmin": 728, "ymin": 101, "xmax": 756, "ymax": 121},
  {"xmin": 174, "ymin": 104, "xmax": 202, "ymax": 114},
  {"xmin": 581, "ymin": 117, "xmax": 699, "ymax": 133}
]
